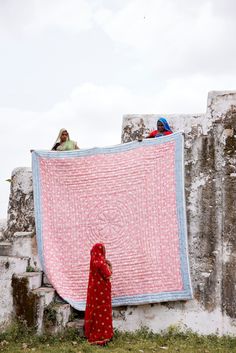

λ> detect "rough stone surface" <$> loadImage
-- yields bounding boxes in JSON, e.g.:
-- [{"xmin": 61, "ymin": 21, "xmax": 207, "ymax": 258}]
[
  {"xmin": 4, "ymin": 168, "xmax": 35, "ymax": 239},
  {"xmin": 32, "ymin": 287, "xmax": 56, "ymax": 334},
  {"xmin": 15, "ymin": 272, "xmax": 42, "ymax": 291},
  {"xmin": 0, "ymin": 242, "xmax": 12, "ymax": 256},
  {"xmin": 12, "ymin": 232, "xmax": 42, "ymax": 271},
  {"xmin": 119, "ymin": 90, "xmax": 236, "ymax": 335},
  {"xmin": 67, "ymin": 319, "xmax": 84, "ymax": 337},
  {"xmin": 12, "ymin": 275, "xmax": 39, "ymax": 328},
  {"xmin": 0, "ymin": 256, "xmax": 29, "ymax": 328},
  {"xmin": 11, "ymin": 276, "xmax": 68, "ymax": 334},
  {"xmin": 0, "ymin": 219, "xmax": 6, "ymax": 241},
  {"xmin": 43, "ymin": 303, "xmax": 71, "ymax": 334}
]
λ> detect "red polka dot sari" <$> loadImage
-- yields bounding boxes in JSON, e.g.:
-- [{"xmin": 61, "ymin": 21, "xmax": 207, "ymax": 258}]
[{"xmin": 84, "ymin": 243, "xmax": 113, "ymax": 345}]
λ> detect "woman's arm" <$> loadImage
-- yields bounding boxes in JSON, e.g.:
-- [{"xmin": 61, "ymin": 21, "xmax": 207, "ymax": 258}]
[
  {"xmin": 52, "ymin": 143, "xmax": 60, "ymax": 151},
  {"xmin": 147, "ymin": 130, "xmax": 157, "ymax": 138},
  {"xmin": 98, "ymin": 260, "xmax": 112, "ymax": 280}
]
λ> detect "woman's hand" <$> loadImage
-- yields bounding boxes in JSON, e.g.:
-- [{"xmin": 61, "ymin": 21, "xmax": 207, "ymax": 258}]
[{"xmin": 106, "ymin": 259, "xmax": 112, "ymax": 271}]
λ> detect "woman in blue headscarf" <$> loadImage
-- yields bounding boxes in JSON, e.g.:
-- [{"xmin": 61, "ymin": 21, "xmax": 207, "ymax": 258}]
[{"xmin": 148, "ymin": 117, "xmax": 173, "ymax": 138}]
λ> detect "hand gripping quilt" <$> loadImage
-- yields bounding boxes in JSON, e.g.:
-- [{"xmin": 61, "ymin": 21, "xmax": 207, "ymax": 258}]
[{"xmin": 32, "ymin": 132, "xmax": 192, "ymax": 310}]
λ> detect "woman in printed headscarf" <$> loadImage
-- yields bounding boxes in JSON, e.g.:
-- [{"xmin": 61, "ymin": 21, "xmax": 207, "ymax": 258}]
[
  {"xmin": 52, "ymin": 128, "xmax": 79, "ymax": 151},
  {"xmin": 84, "ymin": 243, "xmax": 113, "ymax": 345},
  {"xmin": 148, "ymin": 117, "xmax": 173, "ymax": 138}
]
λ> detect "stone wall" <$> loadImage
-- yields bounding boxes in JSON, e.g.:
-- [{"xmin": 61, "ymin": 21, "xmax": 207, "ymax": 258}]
[
  {"xmin": 4, "ymin": 168, "xmax": 35, "ymax": 239},
  {"xmin": 117, "ymin": 91, "xmax": 236, "ymax": 335},
  {"xmin": 0, "ymin": 219, "xmax": 6, "ymax": 241},
  {"xmin": 2, "ymin": 90, "xmax": 236, "ymax": 335}
]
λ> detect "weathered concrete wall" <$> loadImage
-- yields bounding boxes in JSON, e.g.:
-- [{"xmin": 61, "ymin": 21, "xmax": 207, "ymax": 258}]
[
  {"xmin": 116, "ymin": 90, "xmax": 236, "ymax": 335},
  {"xmin": 4, "ymin": 168, "xmax": 35, "ymax": 239},
  {"xmin": 1, "ymin": 90, "xmax": 236, "ymax": 335},
  {"xmin": 0, "ymin": 219, "xmax": 6, "ymax": 241}
]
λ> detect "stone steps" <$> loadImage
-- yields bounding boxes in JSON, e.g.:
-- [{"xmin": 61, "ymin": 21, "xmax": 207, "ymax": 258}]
[
  {"xmin": 0, "ymin": 255, "xmax": 30, "ymax": 274},
  {"xmin": 12, "ymin": 232, "xmax": 42, "ymax": 271},
  {"xmin": 31, "ymin": 287, "xmax": 74, "ymax": 334},
  {"xmin": 14, "ymin": 285, "xmax": 57, "ymax": 334},
  {"xmin": 0, "ymin": 231, "xmax": 42, "ymax": 271},
  {"xmin": 0, "ymin": 234, "xmax": 75, "ymax": 334}
]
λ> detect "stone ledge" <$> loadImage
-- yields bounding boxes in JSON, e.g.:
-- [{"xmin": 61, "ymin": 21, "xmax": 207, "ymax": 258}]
[
  {"xmin": 67, "ymin": 319, "xmax": 84, "ymax": 337},
  {"xmin": 32, "ymin": 287, "xmax": 55, "ymax": 306},
  {"xmin": 13, "ymin": 231, "xmax": 34, "ymax": 239},
  {"xmin": 14, "ymin": 272, "xmax": 42, "ymax": 290},
  {"xmin": 0, "ymin": 242, "xmax": 12, "ymax": 256}
]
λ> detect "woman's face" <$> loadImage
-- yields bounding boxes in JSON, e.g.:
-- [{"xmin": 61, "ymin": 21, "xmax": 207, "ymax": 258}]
[
  {"xmin": 157, "ymin": 121, "xmax": 165, "ymax": 132},
  {"xmin": 60, "ymin": 130, "xmax": 68, "ymax": 142}
]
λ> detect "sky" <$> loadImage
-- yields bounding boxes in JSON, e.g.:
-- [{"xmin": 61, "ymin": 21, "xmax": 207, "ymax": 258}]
[{"xmin": 0, "ymin": 0, "xmax": 236, "ymax": 218}]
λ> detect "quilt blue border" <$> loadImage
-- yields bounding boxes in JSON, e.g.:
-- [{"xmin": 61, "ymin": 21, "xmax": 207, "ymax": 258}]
[{"xmin": 32, "ymin": 132, "xmax": 192, "ymax": 309}]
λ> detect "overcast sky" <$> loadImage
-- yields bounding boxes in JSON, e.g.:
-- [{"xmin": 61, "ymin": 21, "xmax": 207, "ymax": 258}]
[{"xmin": 1, "ymin": 0, "xmax": 236, "ymax": 219}]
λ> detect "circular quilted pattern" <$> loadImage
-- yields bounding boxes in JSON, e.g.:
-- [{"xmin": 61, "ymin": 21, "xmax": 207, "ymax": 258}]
[{"xmin": 88, "ymin": 201, "xmax": 130, "ymax": 246}]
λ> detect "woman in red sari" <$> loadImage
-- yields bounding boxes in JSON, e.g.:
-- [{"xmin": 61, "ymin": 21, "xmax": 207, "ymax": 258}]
[{"xmin": 84, "ymin": 243, "xmax": 113, "ymax": 345}]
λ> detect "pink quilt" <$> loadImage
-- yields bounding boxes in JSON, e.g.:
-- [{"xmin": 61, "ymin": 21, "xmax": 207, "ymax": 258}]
[{"xmin": 32, "ymin": 133, "xmax": 192, "ymax": 309}]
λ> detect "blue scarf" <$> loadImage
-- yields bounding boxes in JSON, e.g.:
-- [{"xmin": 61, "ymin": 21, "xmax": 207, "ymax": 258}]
[{"xmin": 158, "ymin": 117, "xmax": 172, "ymax": 132}]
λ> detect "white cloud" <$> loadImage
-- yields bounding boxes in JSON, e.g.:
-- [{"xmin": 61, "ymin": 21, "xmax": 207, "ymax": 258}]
[
  {"xmin": 25, "ymin": 0, "xmax": 95, "ymax": 33},
  {"xmin": 212, "ymin": 0, "xmax": 236, "ymax": 19},
  {"xmin": 95, "ymin": 0, "xmax": 236, "ymax": 77},
  {"xmin": 0, "ymin": 0, "xmax": 96, "ymax": 36},
  {"xmin": 1, "ymin": 0, "xmax": 236, "ymax": 78}
]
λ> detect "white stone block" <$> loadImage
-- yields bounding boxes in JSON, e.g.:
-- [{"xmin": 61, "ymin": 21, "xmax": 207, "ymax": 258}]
[
  {"xmin": 0, "ymin": 242, "xmax": 12, "ymax": 256},
  {"xmin": 32, "ymin": 287, "xmax": 55, "ymax": 334},
  {"xmin": 15, "ymin": 272, "xmax": 42, "ymax": 290},
  {"xmin": 12, "ymin": 232, "xmax": 34, "ymax": 257},
  {"xmin": 33, "ymin": 287, "xmax": 55, "ymax": 306},
  {"xmin": 52, "ymin": 303, "xmax": 72, "ymax": 333},
  {"xmin": 0, "ymin": 256, "xmax": 29, "ymax": 328},
  {"xmin": 12, "ymin": 232, "xmax": 42, "ymax": 271},
  {"xmin": 5, "ymin": 168, "xmax": 34, "ymax": 238}
]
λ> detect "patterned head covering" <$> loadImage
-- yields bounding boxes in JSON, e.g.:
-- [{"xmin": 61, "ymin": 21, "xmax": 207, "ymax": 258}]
[
  {"xmin": 157, "ymin": 117, "xmax": 172, "ymax": 132},
  {"xmin": 52, "ymin": 128, "xmax": 78, "ymax": 151},
  {"xmin": 90, "ymin": 243, "xmax": 105, "ymax": 266},
  {"xmin": 53, "ymin": 128, "xmax": 70, "ymax": 146}
]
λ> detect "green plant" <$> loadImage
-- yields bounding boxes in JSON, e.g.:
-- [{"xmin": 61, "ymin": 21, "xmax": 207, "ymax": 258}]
[
  {"xmin": 0, "ymin": 319, "xmax": 35, "ymax": 342},
  {"xmin": 2, "ymin": 327, "xmax": 236, "ymax": 352},
  {"xmin": 43, "ymin": 305, "xmax": 57, "ymax": 327},
  {"xmin": 26, "ymin": 265, "xmax": 35, "ymax": 272}
]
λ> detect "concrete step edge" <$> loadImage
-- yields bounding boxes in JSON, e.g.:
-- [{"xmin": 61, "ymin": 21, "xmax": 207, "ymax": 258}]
[
  {"xmin": 32, "ymin": 287, "xmax": 55, "ymax": 296},
  {"xmin": 14, "ymin": 271, "xmax": 43, "ymax": 278},
  {"xmin": 13, "ymin": 231, "xmax": 34, "ymax": 238},
  {"xmin": 0, "ymin": 242, "xmax": 12, "ymax": 246},
  {"xmin": 0, "ymin": 255, "xmax": 30, "ymax": 260}
]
